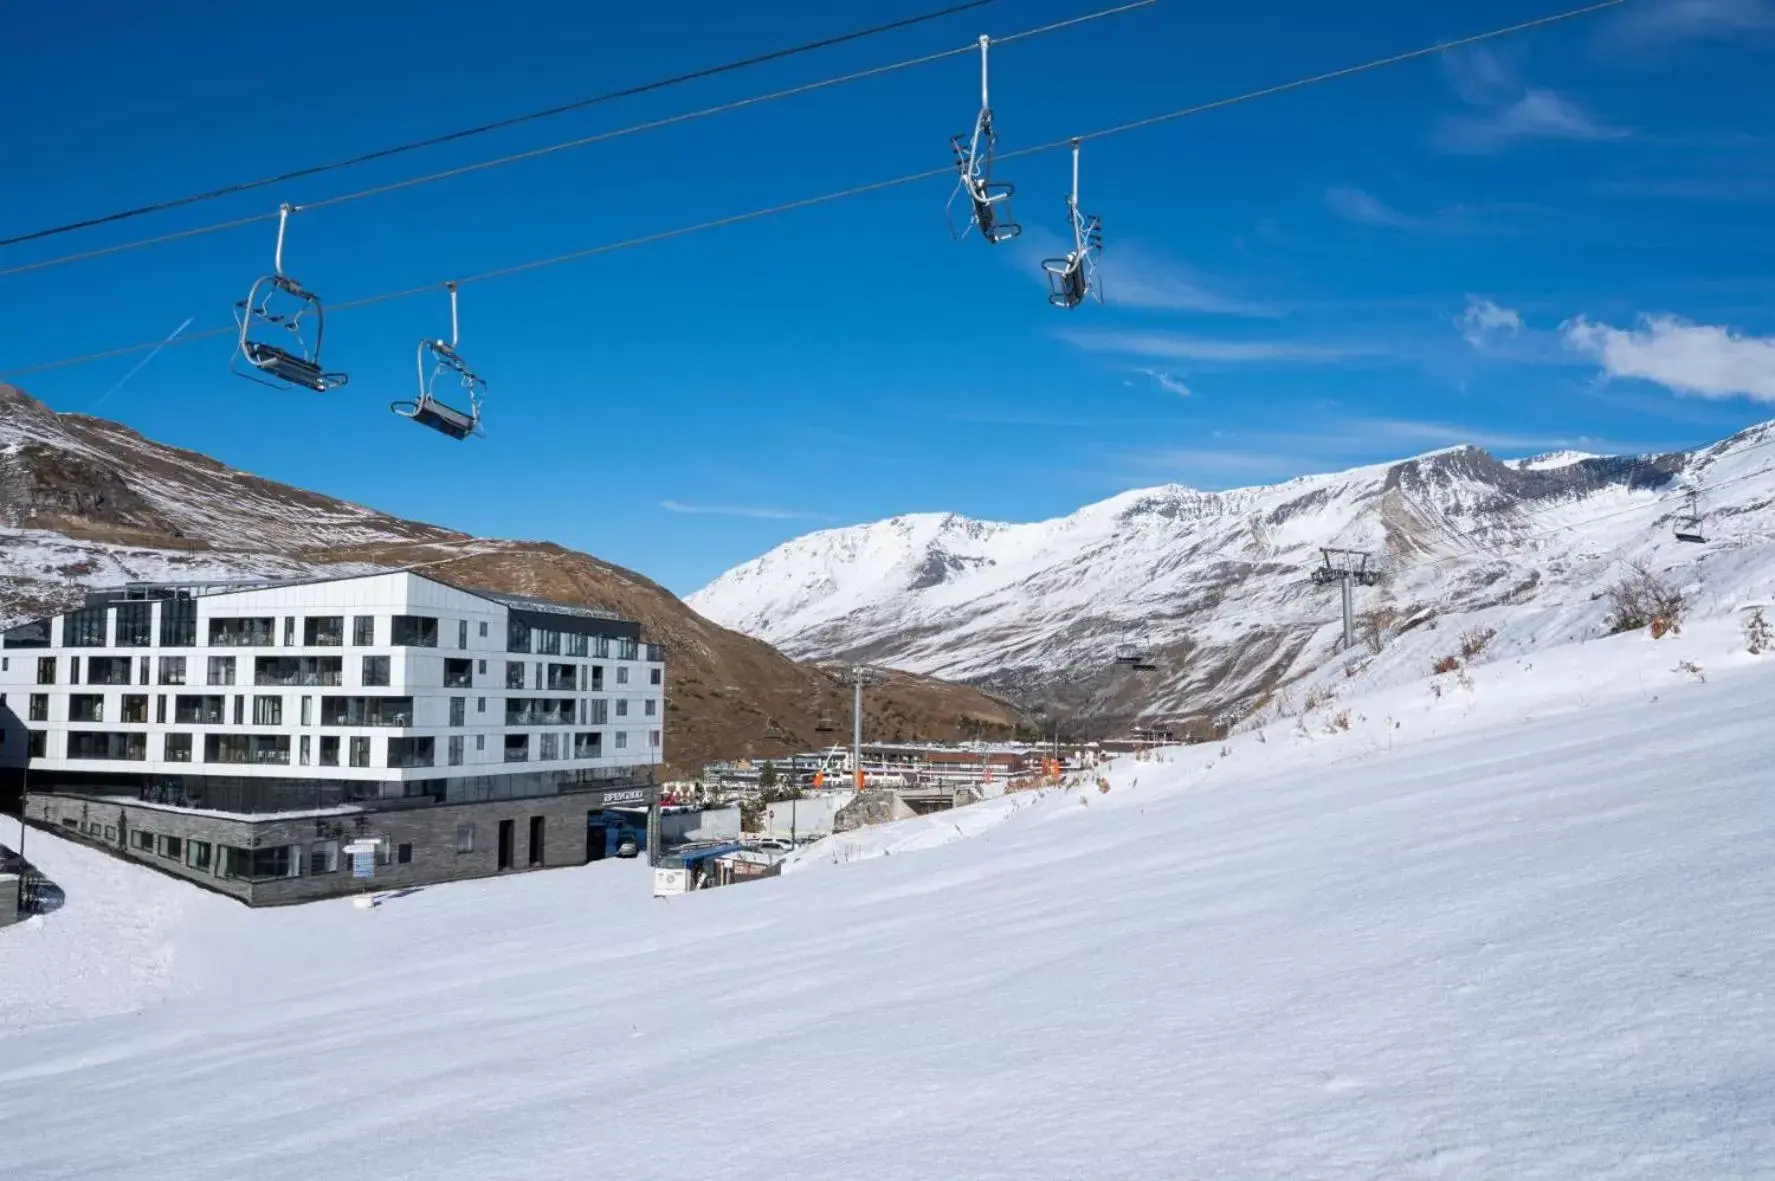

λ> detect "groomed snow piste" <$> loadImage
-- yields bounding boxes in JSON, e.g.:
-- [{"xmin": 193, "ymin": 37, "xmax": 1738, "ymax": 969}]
[{"xmin": 3, "ymin": 620, "xmax": 1773, "ymax": 1179}]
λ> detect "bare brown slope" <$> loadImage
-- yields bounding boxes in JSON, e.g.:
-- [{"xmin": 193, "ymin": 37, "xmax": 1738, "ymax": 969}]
[{"xmin": 0, "ymin": 384, "xmax": 1026, "ymax": 774}]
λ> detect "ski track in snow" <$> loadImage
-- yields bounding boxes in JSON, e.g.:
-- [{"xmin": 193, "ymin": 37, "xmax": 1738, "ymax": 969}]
[{"xmin": 3, "ymin": 622, "xmax": 1773, "ymax": 1179}]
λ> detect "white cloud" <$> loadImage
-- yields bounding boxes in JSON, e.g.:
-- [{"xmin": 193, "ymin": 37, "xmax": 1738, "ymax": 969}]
[
  {"xmin": 1457, "ymin": 297, "xmax": 1525, "ymax": 350},
  {"xmin": 1599, "ymin": 0, "xmax": 1775, "ymax": 49},
  {"xmin": 659, "ymin": 500, "xmax": 822, "ymax": 520},
  {"xmin": 1437, "ymin": 47, "xmax": 1626, "ymax": 154},
  {"xmin": 1012, "ymin": 227, "xmax": 1278, "ymax": 317},
  {"xmin": 1057, "ymin": 328, "xmax": 1391, "ymax": 363},
  {"xmin": 1324, "ymin": 187, "xmax": 1422, "ymax": 230},
  {"xmin": 1136, "ymin": 368, "xmax": 1192, "ymax": 397},
  {"xmin": 1562, "ymin": 314, "xmax": 1775, "ymax": 401}
]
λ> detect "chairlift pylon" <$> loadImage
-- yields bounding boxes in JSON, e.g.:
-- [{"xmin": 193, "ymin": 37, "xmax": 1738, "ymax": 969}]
[
  {"xmin": 394, "ymin": 281, "xmax": 486, "ymax": 440},
  {"xmin": 232, "ymin": 204, "xmax": 347, "ymax": 392},
  {"xmin": 1041, "ymin": 139, "xmax": 1103, "ymax": 310},
  {"xmin": 1674, "ymin": 487, "xmax": 1706, "ymax": 544},
  {"xmin": 947, "ymin": 35, "xmax": 1021, "ymax": 245}
]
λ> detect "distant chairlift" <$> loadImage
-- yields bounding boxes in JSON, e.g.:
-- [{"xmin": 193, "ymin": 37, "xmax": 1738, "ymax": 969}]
[
  {"xmin": 813, "ymin": 710, "xmax": 838, "ymax": 733},
  {"xmin": 946, "ymin": 35, "xmax": 1021, "ymax": 245},
  {"xmin": 1674, "ymin": 487, "xmax": 1707, "ymax": 544},
  {"xmin": 1041, "ymin": 139, "xmax": 1103, "ymax": 310},
  {"xmin": 762, "ymin": 716, "xmax": 789, "ymax": 742},
  {"xmin": 394, "ymin": 281, "xmax": 486, "ymax": 440},
  {"xmin": 232, "ymin": 204, "xmax": 348, "ymax": 393},
  {"xmin": 1114, "ymin": 643, "xmax": 1157, "ymax": 672}
]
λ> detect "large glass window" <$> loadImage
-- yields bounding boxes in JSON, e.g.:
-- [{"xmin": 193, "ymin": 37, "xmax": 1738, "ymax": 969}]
[
  {"xmin": 449, "ymin": 697, "xmax": 466, "ymax": 727},
  {"xmin": 448, "ymin": 735, "xmax": 464, "ymax": 766},
  {"xmin": 304, "ymin": 616, "xmax": 344, "ymax": 646},
  {"xmin": 204, "ymin": 734, "xmax": 290, "ymax": 765},
  {"xmin": 391, "ymin": 615, "xmax": 439, "ymax": 647},
  {"xmin": 566, "ymin": 632, "xmax": 588, "ymax": 658},
  {"xmin": 174, "ymin": 695, "xmax": 226, "ymax": 724},
  {"xmin": 617, "ymin": 638, "xmax": 638, "ymax": 661},
  {"xmin": 310, "ymin": 841, "xmax": 339, "ymax": 874},
  {"xmin": 121, "ymin": 694, "xmax": 148, "ymax": 724},
  {"xmin": 318, "ymin": 736, "xmax": 340, "ymax": 767},
  {"xmin": 590, "ymin": 699, "xmax": 609, "ymax": 725},
  {"xmin": 68, "ymin": 731, "xmax": 147, "ymax": 760},
  {"xmin": 352, "ymin": 615, "xmax": 375, "ymax": 646},
  {"xmin": 87, "ymin": 656, "xmax": 132, "ymax": 685},
  {"xmin": 443, "ymin": 657, "xmax": 473, "ymax": 688},
  {"xmin": 36, "ymin": 656, "xmax": 55, "ymax": 685},
  {"xmin": 158, "ymin": 656, "xmax": 186, "ymax": 685},
  {"xmin": 505, "ymin": 661, "xmax": 526, "ymax": 690},
  {"xmin": 362, "ymin": 655, "xmax": 391, "ymax": 687},
  {"xmin": 504, "ymin": 734, "xmax": 531, "ymax": 762},
  {"xmin": 539, "ymin": 733, "xmax": 560, "ymax": 761},
  {"xmin": 590, "ymin": 665, "xmax": 604, "ymax": 691},
  {"xmin": 208, "ymin": 617, "xmax": 275, "ymax": 647},
  {"xmin": 187, "ymin": 840, "xmax": 212, "ymax": 872},
  {"xmin": 254, "ymin": 655, "xmax": 342, "ymax": 686},
  {"xmin": 387, "ymin": 736, "xmax": 435, "ymax": 768},
  {"xmin": 252, "ymin": 695, "xmax": 283, "ymax": 726},
  {"xmin": 164, "ymin": 733, "xmax": 192, "ymax": 762},
  {"xmin": 2, "ymin": 619, "xmax": 51, "ymax": 648},
  {"xmin": 536, "ymin": 629, "xmax": 562, "ymax": 656},
  {"xmin": 207, "ymin": 656, "xmax": 236, "ymax": 686},
  {"xmin": 320, "ymin": 696, "xmax": 414, "ymax": 727},
  {"xmin": 573, "ymin": 732, "xmax": 602, "ymax": 759},
  {"xmin": 64, "ymin": 606, "xmax": 108, "ymax": 647},
  {"xmin": 69, "ymin": 694, "xmax": 104, "ymax": 723},
  {"xmin": 28, "ymin": 693, "xmax": 48, "ymax": 721},
  {"xmin": 506, "ymin": 618, "xmax": 531, "ymax": 653},
  {"xmin": 158, "ymin": 598, "xmax": 197, "ymax": 647},
  {"xmin": 545, "ymin": 662, "xmax": 576, "ymax": 691},
  {"xmin": 221, "ymin": 845, "xmax": 300, "ymax": 881},
  {"xmin": 114, "ymin": 601, "xmax": 152, "ymax": 647},
  {"xmin": 349, "ymin": 736, "xmax": 371, "ymax": 767}
]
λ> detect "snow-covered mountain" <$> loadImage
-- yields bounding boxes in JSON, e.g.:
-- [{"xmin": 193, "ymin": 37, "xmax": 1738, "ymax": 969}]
[{"xmin": 689, "ymin": 425, "xmax": 1775, "ymax": 733}]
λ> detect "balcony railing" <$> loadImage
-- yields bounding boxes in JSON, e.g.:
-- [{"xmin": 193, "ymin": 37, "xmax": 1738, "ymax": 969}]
[
  {"xmin": 505, "ymin": 708, "xmax": 575, "ymax": 727},
  {"xmin": 255, "ymin": 670, "xmax": 343, "ymax": 687},
  {"xmin": 504, "ymin": 749, "xmax": 529, "ymax": 763}
]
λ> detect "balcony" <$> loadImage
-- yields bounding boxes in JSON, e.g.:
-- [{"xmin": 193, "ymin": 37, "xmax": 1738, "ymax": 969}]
[
  {"xmin": 205, "ymin": 735, "xmax": 291, "ymax": 766},
  {"xmin": 86, "ymin": 657, "xmax": 133, "ymax": 686},
  {"xmin": 255, "ymin": 656, "xmax": 343, "ymax": 687},
  {"xmin": 209, "ymin": 617, "xmax": 275, "ymax": 647},
  {"xmin": 505, "ymin": 699, "xmax": 575, "ymax": 727},
  {"xmin": 387, "ymin": 737, "xmax": 436, "ymax": 769},
  {"xmin": 545, "ymin": 662, "xmax": 577, "ymax": 692},
  {"xmin": 443, "ymin": 658, "xmax": 473, "ymax": 689},
  {"xmin": 320, "ymin": 696, "xmax": 415, "ymax": 728}
]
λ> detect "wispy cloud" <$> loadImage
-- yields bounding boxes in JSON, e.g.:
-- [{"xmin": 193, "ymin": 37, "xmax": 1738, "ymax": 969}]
[
  {"xmin": 1012, "ymin": 227, "xmax": 1278, "ymax": 317},
  {"xmin": 1057, "ymin": 328, "xmax": 1395, "ymax": 364},
  {"xmin": 1457, "ymin": 296, "xmax": 1524, "ymax": 350},
  {"xmin": 1436, "ymin": 47, "xmax": 1627, "ymax": 154},
  {"xmin": 1563, "ymin": 314, "xmax": 1775, "ymax": 401},
  {"xmin": 1324, "ymin": 187, "xmax": 1424, "ymax": 230},
  {"xmin": 1323, "ymin": 187, "xmax": 1538, "ymax": 234},
  {"xmin": 659, "ymin": 500, "xmax": 824, "ymax": 520},
  {"xmin": 1136, "ymin": 368, "xmax": 1192, "ymax": 397},
  {"xmin": 1597, "ymin": 0, "xmax": 1775, "ymax": 52}
]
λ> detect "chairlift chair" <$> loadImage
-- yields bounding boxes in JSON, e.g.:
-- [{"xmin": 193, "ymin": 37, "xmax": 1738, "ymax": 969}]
[
  {"xmin": 394, "ymin": 281, "xmax": 486, "ymax": 440},
  {"xmin": 813, "ymin": 710, "xmax": 838, "ymax": 733},
  {"xmin": 232, "ymin": 204, "xmax": 348, "ymax": 393},
  {"xmin": 947, "ymin": 36, "xmax": 1021, "ymax": 245},
  {"xmin": 1674, "ymin": 487, "xmax": 1707, "ymax": 544},
  {"xmin": 762, "ymin": 716, "xmax": 789, "ymax": 742},
  {"xmin": 1041, "ymin": 139, "xmax": 1103, "ymax": 310}
]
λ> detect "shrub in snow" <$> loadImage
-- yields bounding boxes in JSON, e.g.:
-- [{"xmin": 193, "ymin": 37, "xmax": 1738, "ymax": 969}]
[
  {"xmin": 1323, "ymin": 710, "xmax": 1351, "ymax": 734},
  {"xmin": 1459, "ymin": 626, "xmax": 1497, "ymax": 660},
  {"xmin": 1744, "ymin": 608, "xmax": 1771, "ymax": 655},
  {"xmin": 1675, "ymin": 660, "xmax": 1706, "ymax": 683},
  {"xmin": 1605, "ymin": 561, "xmax": 1685, "ymax": 637},
  {"xmin": 1432, "ymin": 655, "xmax": 1461, "ymax": 675}
]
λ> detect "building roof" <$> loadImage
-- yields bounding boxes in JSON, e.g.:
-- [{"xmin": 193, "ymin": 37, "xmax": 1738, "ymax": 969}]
[{"xmin": 78, "ymin": 570, "xmax": 620, "ymax": 622}]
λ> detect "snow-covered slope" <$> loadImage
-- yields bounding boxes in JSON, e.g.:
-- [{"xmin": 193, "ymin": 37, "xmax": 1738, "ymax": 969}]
[
  {"xmin": 689, "ymin": 424, "xmax": 1775, "ymax": 731},
  {"xmin": 5, "ymin": 620, "xmax": 1773, "ymax": 1178}
]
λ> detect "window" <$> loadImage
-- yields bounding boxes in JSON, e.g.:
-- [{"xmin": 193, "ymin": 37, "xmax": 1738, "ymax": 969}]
[
  {"xmin": 475, "ymin": 734, "xmax": 485, "ymax": 751},
  {"xmin": 537, "ymin": 629, "xmax": 562, "ymax": 655},
  {"xmin": 255, "ymin": 655, "xmax": 342, "ymax": 686},
  {"xmin": 319, "ymin": 735, "xmax": 340, "ymax": 767},
  {"xmin": 221, "ymin": 845, "xmax": 300, "ymax": 881},
  {"xmin": 131, "ymin": 830, "xmax": 155, "ymax": 852},
  {"xmin": 115, "ymin": 601, "xmax": 152, "ymax": 647},
  {"xmin": 650, "ymin": 730, "xmax": 660, "ymax": 749},
  {"xmin": 449, "ymin": 697, "xmax": 466, "ymax": 727},
  {"xmin": 650, "ymin": 668, "xmax": 662, "ymax": 686},
  {"xmin": 397, "ymin": 843, "xmax": 413, "ymax": 865},
  {"xmin": 157, "ymin": 834, "xmax": 183, "ymax": 860},
  {"xmin": 615, "ymin": 731, "xmax": 628, "ymax": 750},
  {"xmin": 616, "ymin": 667, "xmax": 630, "ymax": 685},
  {"xmin": 444, "ymin": 657, "xmax": 473, "ymax": 688},
  {"xmin": 158, "ymin": 656, "xmax": 186, "ymax": 685},
  {"xmin": 187, "ymin": 840, "xmax": 213, "ymax": 872},
  {"xmin": 539, "ymin": 733, "xmax": 560, "ymax": 760},
  {"xmin": 70, "ymin": 656, "xmax": 79, "ymax": 683},
  {"xmin": 590, "ymin": 666, "xmax": 604, "ymax": 691},
  {"xmin": 479, "ymin": 621, "xmax": 489, "ymax": 638},
  {"xmin": 207, "ymin": 655, "xmax": 236, "ymax": 686},
  {"xmin": 300, "ymin": 696, "xmax": 313, "ymax": 726},
  {"xmin": 70, "ymin": 694, "xmax": 105, "ymax": 723},
  {"xmin": 458, "ymin": 619, "xmax": 468, "ymax": 648},
  {"xmin": 68, "ymin": 731, "xmax": 147, "ymax": 760},
  {"xmin": 283, "ymin": 616, "xmax": 296, "ymax": 647},
  {"xmin": 321, "ymin": 696, "xmax": 414, "ymax": 727},
  {"xmin": 504, "ymin": 734, "xmax": 529, "ymax": 762},
  {"xmin": 27, "ymin": 731, "xmax": 46, "ymax": 758},
  {"xmin": 139, "ymin": 655, "xmax": 150, "ymax": 685},
  {"xmin": 616, "ymin": 699, "xmax": 629, "ymax": 718},
  {"xmin": 574, "ymin": 732, "xmax": 601, "ymax": 759},
  {"xmin": 546, "ymin": 662, "xmax": 576, "ymax": 691},
  {"xmin": 158, "ymin": 597, "xmax": 197, "ymax": 647},
  {"xmin": 65, "ymin": 606, "xmax": 108, "ymax": 647},
  {"xmin": 506, "ymin": 698, "xmax": 575, "ymax": 726},
  {"xmin": 455, "ymin": 823, "xmax": 476, "ymax": 854},
  {"xmin": 253, "ymin": 695, "xmax": 283, "ymax": 726},
  {"xmin": 164, "ymin": 733, "xmax": 192, "ymax": 762},
  {"xmin": 174, "ymin": 695, "xmax": 225, "ymax": 724},
  {"xmin": 505, "ymin": 661, "xmax": 526, "ymax": 690},
  {"xmin": 349, "ymin": 736, "xmax": 371, "ymax": 767},
  {"xmin": 566, "ymin": 632, "xmax": 588, "ymax": 658},
  {"xmin": 28, "ymin": 693, "xmax": 48, "ymax": 721},
  {"xmin": 309, "ymin": 841, "xmax": 338, "ymax": 874},
  {"xmin": 88, "ymin": 656, "xmax": 132, "ymax": 685},
  {"xmin": 208, "ymin": 617, "xmax": 275, "ymax": 647},
  {"xmin": 204, "ymin": 734, "xmax": 290, "ymax": 765},
  {"xmin": 579, "ymin": 666, "xmax": 587, "ymax": 692},
  {"xmin": 1, "ymin": 620, "xmax": 49, "ymax": 649},
  {"xmin": 156, "ymin": 694, "xmax": 167, "ymax": 724},
  {"xmin": 299, "ymin": 735, "xmax": 312, "ymax": 766},
  {"xmin": 535, "ymin": 662, "xmax": 542, "ymax": 690},
  {"xmin": 391, "ymin": 615, "xmax": 439, "ymax": 647},
  {"xmin": 105, "ymin": 825, "xmax": 118, "ymax": 842},
  {"xmin": 387, "ymin": 736, "xmax": 434, "ymax": 768},
  {"xmin": 362, "ymin": 655, "xmax": 390, "ymax": 687},
  {"xmin": 36, "ymin": 656, "xmax": 56, "ymax": 685},
  {"xmin": 304, "ymin": 616, "xmax": 344, "ymax": 646},
  {"xmin": 477, "ymin": 659, "xmax": 487, "ymax": 675},
  {"xmin": 476, "ymin": 696, "xmax": 485, "ymax": 714},
  {"xmin": 507, "ymin": 618, "xmax": 532, "ymax": 653},
  {"xmin": 232, "ymin": 694, "xmax": 244, "ymax": 725},
  {"xmin": 352, "ymin": 615, "xmax": 375, "ymax": 646},
  {"xmin": 121, "ymin": 694, "xmax": 148, "ymax": 724},
  {"xmin": 448, "ymin": 735, "xmax": 464, "ymax": 765},
  {"xmin": 590, "ymin": 699, "xmax": 609, "ymax": 725}
]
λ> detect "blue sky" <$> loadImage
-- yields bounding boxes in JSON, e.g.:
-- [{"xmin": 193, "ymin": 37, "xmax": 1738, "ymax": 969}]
[{"xmin": 3, "ymin": 0, "xmax": 1773, "ymax": 595}]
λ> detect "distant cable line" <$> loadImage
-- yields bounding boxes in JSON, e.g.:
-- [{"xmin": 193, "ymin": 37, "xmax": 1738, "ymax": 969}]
[
  {"xmin": 0, "ymin": 0, "xmax": 998, "ymax": 251},
  {"xmin": 0, "ymin": 1, "xmax": 1157, "ymax": 279},
  {"xmin": 0, "ymin": 0, "xmax": 1627, "ymax": 382}
]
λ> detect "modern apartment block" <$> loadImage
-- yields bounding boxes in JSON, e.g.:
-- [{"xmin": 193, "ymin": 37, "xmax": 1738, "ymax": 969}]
[{"xmin": 0, "ymin": 571, "xmax": 665, "ymax": 904}]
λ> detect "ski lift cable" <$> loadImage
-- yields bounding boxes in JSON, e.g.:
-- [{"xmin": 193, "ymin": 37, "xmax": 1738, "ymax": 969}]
[
  {"xmin": 0, "ymin": 0, "xmax": 1628, "ymax": 382},
  {"xmin": 0, "ymin": 0, "xmax": 1003, "ymax": 251},
  {"xmin": 0, "ymin": 0, "xmax": 1158, "ymax": 281}
]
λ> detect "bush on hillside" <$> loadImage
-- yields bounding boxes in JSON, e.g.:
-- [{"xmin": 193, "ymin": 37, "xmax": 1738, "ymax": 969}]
[
  {"xmin": 1431, "ymin": 655, "xmax": 1460, "ymax": 675},
  {"xmin": 1605, "ymin": 561, "xmax": 1685, "ymax": 637},
  {"xmin": 1459, "ymin": 626, "xmax": 1497, "ymax": 659}
]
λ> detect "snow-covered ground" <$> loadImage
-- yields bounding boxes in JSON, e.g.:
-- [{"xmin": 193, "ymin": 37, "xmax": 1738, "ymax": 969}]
[{"xmin": 3, "ymin": 621, "xmax": 1773, "ymax": 1179}]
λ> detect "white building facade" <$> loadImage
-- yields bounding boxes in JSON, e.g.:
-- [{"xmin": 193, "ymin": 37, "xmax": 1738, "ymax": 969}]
[{"xmin": 0, "ymin": 572, "xmax": 665, "ymax": 902}]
